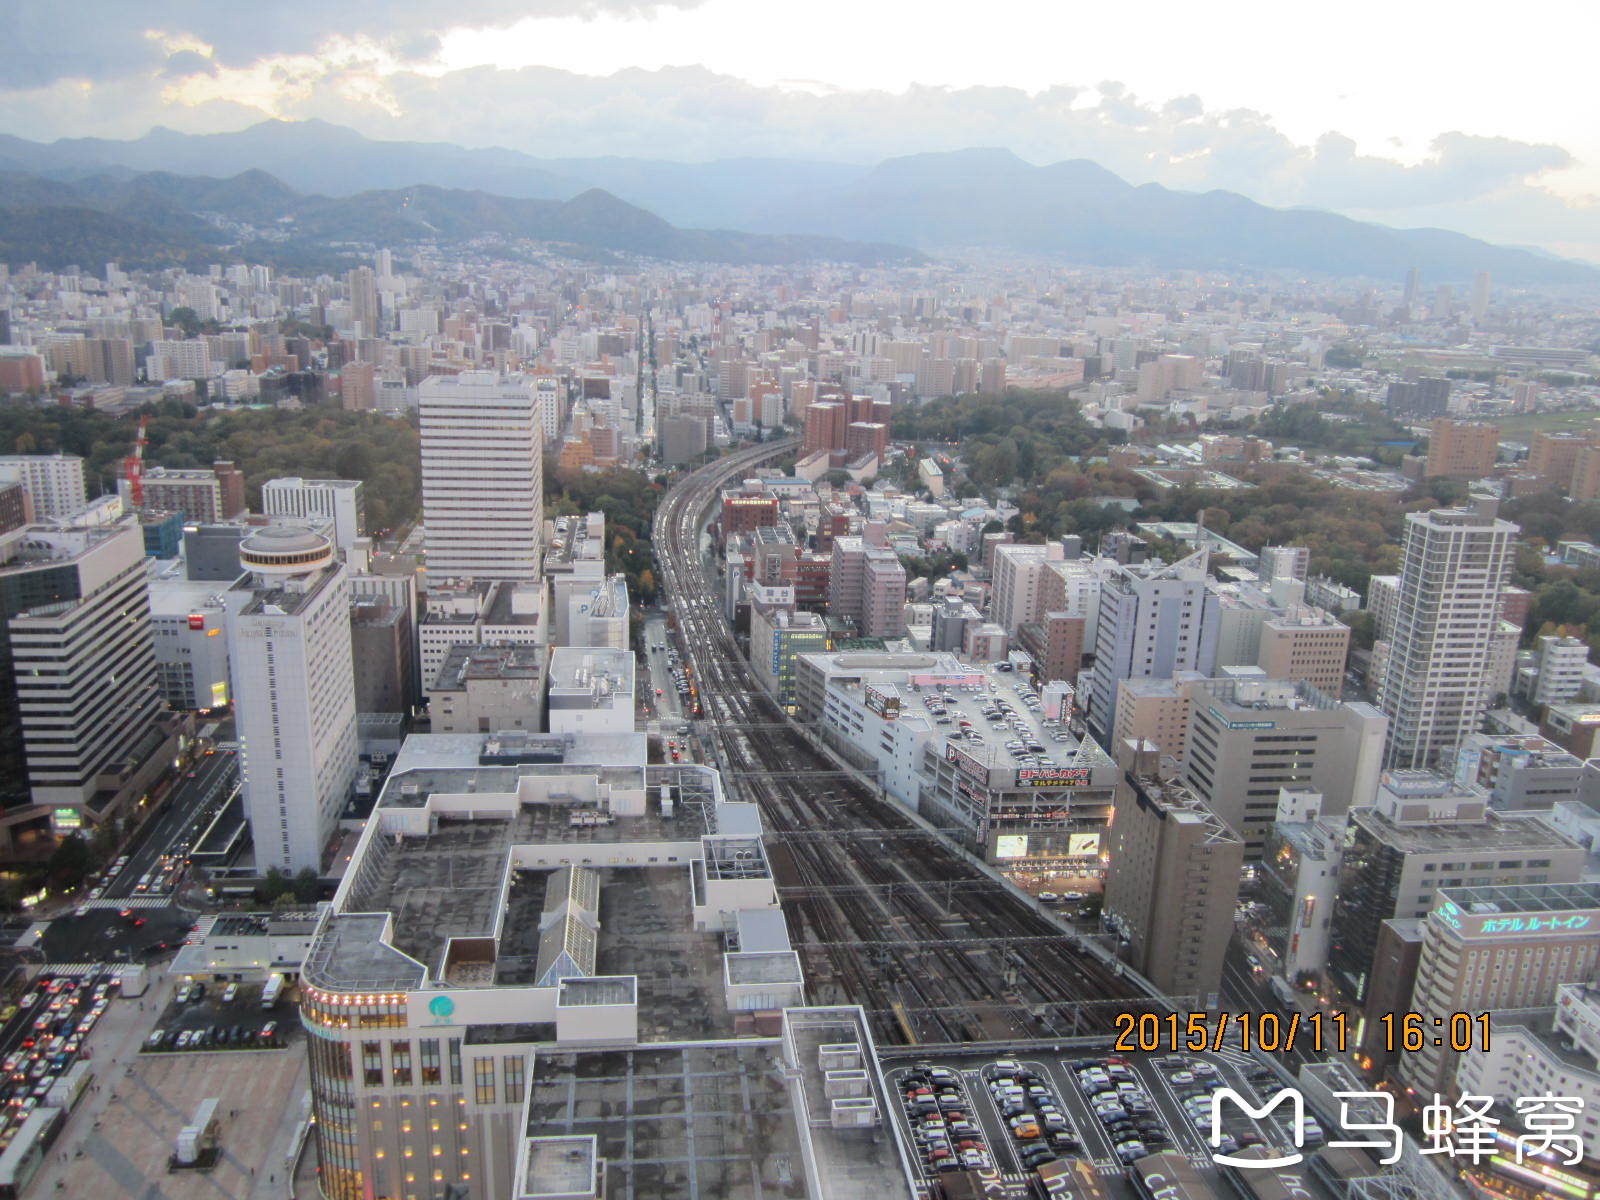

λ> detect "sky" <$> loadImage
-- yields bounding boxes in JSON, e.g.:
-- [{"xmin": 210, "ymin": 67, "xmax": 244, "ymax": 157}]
[{"xmin": 4, "ymin": 0, "xmax": 1600, "ymax": 258}]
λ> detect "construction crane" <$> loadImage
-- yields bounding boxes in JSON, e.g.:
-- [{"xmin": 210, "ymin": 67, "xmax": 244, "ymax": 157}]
[{"xmin": 122, "ymin": 414, "xmax": 149, "ymax": 509}]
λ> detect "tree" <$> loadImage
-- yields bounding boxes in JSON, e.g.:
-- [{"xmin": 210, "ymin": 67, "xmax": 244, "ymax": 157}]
[
  {"xmin": 47, "ymin": 833, "xmax": 91, "ymax": 891},
  {"xmin": 292, "ymin": 867, "xmax": 321, "ymax": 903},
  {"xmin": 255, "ymin": 866, "xmax": 293, "ymax": 905},
  {"xmin": 168, "ymin": 306, "xmax": 202, "ymax": 338}
]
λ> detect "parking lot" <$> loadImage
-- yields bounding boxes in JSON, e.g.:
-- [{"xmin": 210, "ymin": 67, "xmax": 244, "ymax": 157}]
[
  {"xmin": 880, "ymin": 1046, "xmax": 1321, "ymax": 1200},
  {"xmin": 144, "ymin": 978, "xmax": 294, "ymax": 1053}
]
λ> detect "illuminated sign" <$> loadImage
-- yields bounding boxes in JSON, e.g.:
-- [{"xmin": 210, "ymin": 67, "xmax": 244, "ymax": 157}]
[
  {"xmin": 1436, "ymin": 897, "xmax": 1594, "ymax": 935},
  {"xmin": 1208, "ymin": 705, "xmax": 1276, "ymax": 731},
  {"xmin": 1015, "ymin": 767, "xmax": 1092, "ymax": 788},
  {"xmin": 51, "ymin": 807, "xmax": 82, "ymax": 830},
  {"xmin": 210, "ymin": 681, "xmax": 229, "ymax": 707},
  {"xmin": 1068, "ymin": 833, "xmax": 1100, "ymax": 857},
  {"xmin": 864, "ymin": 685, "xmax": 900, "ymax": 719},
  {"xmin": 945, "ymin": 743, "xmax": 989, "ymax": 783},
  {"xmin": 1477, "ymin": 914, "xmax": 1591, "ymax": 934},
  {"xmin": 995, "ymin": 835, "xmax": 1029, "ymax": 859},
  {"xmin": 188, "ymin": 613, "xmax": 206, "ymax": 630}
]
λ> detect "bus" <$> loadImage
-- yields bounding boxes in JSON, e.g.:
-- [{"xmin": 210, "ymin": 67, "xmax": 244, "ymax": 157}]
[
  {"xmin": 260, "ymin": 974, "xmax": 285, "ymax": 1009},
  {"xmin": 1268, "ymin": 977, "xmax": 1298, "ymax": 1008}
]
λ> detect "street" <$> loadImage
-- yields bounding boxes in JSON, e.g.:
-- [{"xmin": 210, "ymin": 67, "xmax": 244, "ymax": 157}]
[{"xmin": 22, "ymin": 750, "xmax": 238, "ymax": 969}]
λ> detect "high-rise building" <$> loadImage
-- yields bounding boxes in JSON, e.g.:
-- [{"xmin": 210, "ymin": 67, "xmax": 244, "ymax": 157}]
[
  {"xmin": 1326, "ymin": 770, "xmax": 1583, "ymax": 1004},
  {"xmin": 991, "ymin": 542, "xmax": 1065, "ymax": 633},
  {"xmin": 350, "ymin": 596, "xmax": 415, "ymax": 717},
  {"xmin": 146, "ymin": 338, "xmax": 212, "ymax": 382},
  {"xmin": 1103, "ymin": 774, "xmax": 1243, "ymax": 1004},
  {"xmin": 262, "ymin": 478, "xmax": 365, "ymax": 553},
  {"xmin": 340, "ymin": 360, "xmax": 376, "ymax": 411},
  {"xmin": 802, "ymin": 401, "xmax": 847, "ymax": 456},
  {"xmin": 1181, "ymin": 676, "xmax": 1386, "ymax": 855},
  {"xmin": 225, "ymin": 527, "xmax": 358, "ymax": 873},
  {"xmin": 1402, "ymin": 266, "xmax": 1421, "ymax": 313},
  {"xmin": 419, "ymin": 372, "xmax": 544, "ymax": 583},
  {"xmin": 1110, "ymin": 677, "xmax": 1195, "ymax": 772},
  {"xmin": 1399, "ymin": 882, "xmax": 1600, "ymax": 1095},
  {"xmin": 0, "ymin": 351, "xmax": 45, "ymax": 393},
  {"xmin": 1424, "ymin": 418, "xmax": 1499, "ymax": 478},
  {"xmin": 0, "ymin": 454, "xmax": 86, "ymax": 518},
  {"xmin": 750, "ymin": 608, "xmax": 830, "ymax": 711},
  {"xmin": 346, "ymin": 265, "xmax": 380, "ymax": 337},
  {"xmin": 1470, "ymin": 270, "xmax": 1491, "ymax": 322},
  {"xmin": 1569, "ymin": 442, "xmax": 1600, "ymax": 501},
  {"xmin": 1376, "ymin": 497, "xmax": 1516, "ymax": 769},
  {"xmin": 1526, "ymin": 431, "xmax": 1595, "ymax": 489},
  {"xmin": 1456, "ymin": 982, "xmax": 1600, "ymax": 1167},
  {"xmin": 5, "ymin": 517, "xmax": 162, "ymax": 826},
  {"xmin": 1531, "ymin": 634, "xmax": 1589, "ymax": 708},
  {"xmin": 1084, "ymin": 552, "xmax": 1218, "ymax": 737},
  {"xmin": 826, "ymin": 537, "xmax": 906, "ymax": 638}
]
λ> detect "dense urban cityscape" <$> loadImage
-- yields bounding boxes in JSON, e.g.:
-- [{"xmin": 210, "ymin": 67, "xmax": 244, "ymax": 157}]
[{"xmin": 0, "ymin": 9, "xmax": 1599, "ymax": 1200}]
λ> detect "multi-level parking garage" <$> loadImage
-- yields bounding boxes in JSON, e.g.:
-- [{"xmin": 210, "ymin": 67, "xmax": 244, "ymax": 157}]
[{"xmin": 653, "ymin": 439, "xmax": 1167, "ymax": 1047}]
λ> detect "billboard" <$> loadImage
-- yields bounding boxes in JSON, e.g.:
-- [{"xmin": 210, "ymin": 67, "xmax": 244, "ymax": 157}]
[
  {"xmin": 995, "ymin": 835, "xmax": 1030, "ymax": 859},
  {"xmin": 1015, "ymin": 766, "xmax": 1092, "ymax": 788},
  {"xmin": 1068, "ymin": 833, "xmax": 1101, "ymax": 857},
  {"xmin": 945, "ymin": 742, "xmax": 989, "ymax": 783},
  {"xmin": 864, "ymin": 685, "xmax": 900, "ymax": 719}
]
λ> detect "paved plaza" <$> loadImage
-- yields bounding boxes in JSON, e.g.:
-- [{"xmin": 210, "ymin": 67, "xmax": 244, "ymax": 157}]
[{"xmin": 25, "ymin": 973, "xmax": 312, "ymax": 1200}]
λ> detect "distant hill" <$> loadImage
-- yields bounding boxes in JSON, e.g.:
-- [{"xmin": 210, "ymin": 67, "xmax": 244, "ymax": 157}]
[
  {"xmin": 0, "ymin": 167, "xmax": 919, "ymax": 269},
  {"xmin": 747, "ymin": 148, "xmax": 1600, "ymax": 284},
  {"xmin": 0, "ymin": 121, "xmax": 1594, "ymax": 283}
]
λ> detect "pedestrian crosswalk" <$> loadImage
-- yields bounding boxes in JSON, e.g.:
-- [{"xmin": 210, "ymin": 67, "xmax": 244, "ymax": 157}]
[
  {"xmin": 83, "ymin": 896, "xmax": 169, "ymax": 910},
  {"xmin": 33, "ymin": 962, "xmax": 111, "ymax": 977}
]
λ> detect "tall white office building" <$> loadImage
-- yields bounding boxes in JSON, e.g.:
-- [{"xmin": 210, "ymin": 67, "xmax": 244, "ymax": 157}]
[
  {"xmin": 225, "ymin": 527, "xmax": 358, "ymax": 873},
  {"xmin": 261, "ymin": 477, "xmax": 365, "ymax": 553},
  {"xmin": 8, "ymin": 517, "xmax": 162, "ymax": 817},
  {"xmin": 1084, "ymin": 551, "xmax": 1218, "ymax": 736},
  {"xmin": 419, "ymin": 372, "xmax": 544, "ymax": 582},
  {"xmin": 1375, "ymin": 496, "xmax": 1517, "ymax": 770}
]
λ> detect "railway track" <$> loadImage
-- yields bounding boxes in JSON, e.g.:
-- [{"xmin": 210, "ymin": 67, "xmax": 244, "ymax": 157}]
[{"xmin": 653, "ymin": 439, "xmax": 1164, "ymax": 1045}]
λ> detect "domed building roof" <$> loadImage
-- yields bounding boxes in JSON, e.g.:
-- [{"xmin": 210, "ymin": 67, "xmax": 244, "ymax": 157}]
[{"xmin": 238, "ymin": 524, "xmax": 334, "ymax": 574}]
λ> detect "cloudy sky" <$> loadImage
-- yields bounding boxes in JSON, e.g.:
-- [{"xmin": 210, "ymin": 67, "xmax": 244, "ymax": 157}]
[{"xmin": 4, "ymin": 0, "xmax": 1600, "ymax": 258}]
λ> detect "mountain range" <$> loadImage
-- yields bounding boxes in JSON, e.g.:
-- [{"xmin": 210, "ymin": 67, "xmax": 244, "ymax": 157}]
[
  {"xmin": 0, "ymin": 166, "xmax": 916, "ymax": 270},
  {"xmin": 0, "ymin": 119, "xmax": 1594, "ymax": 283}
]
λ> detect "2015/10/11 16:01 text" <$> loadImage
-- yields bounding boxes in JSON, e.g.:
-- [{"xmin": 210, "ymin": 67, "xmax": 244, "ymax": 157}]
[{"xmin": 1112, "ymin": 1011, "xmax": 1492, "ymax": 1055}]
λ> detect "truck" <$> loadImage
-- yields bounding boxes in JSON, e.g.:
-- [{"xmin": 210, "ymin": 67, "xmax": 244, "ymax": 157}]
[
  {"xmin": 260, "ymin": 973, "xmax": 285, "ymax": 1009},
  {"xmin": 1268, "ymin": 976, "xmax": 1298, "ymax": 1008},
  {"xmin": 45, "ymin": 1063, "xmax": 90, "ymax": 1112},
  {"xmin": 117, "ymin": 964, "xmax": 149, "ymax": 998}
]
